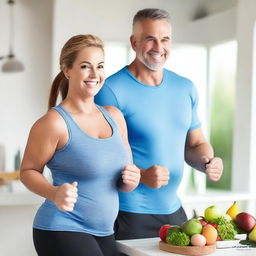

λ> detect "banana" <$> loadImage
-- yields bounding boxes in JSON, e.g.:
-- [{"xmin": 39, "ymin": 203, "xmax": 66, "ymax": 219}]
[{"xmin": 226, "ymin": 201, "xmax": 240, "ymax": 220}]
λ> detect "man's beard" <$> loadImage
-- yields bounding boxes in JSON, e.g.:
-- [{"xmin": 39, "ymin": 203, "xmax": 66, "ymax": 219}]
[{"xmin": 137, "ymin": 54, "xmax": 166, "ymax": 71}]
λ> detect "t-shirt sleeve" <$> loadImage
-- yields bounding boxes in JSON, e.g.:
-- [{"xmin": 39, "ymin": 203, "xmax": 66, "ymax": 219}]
[
  {"xmin": 95, "ymin": 82, "xmax": 119, "ymax": 108},
  {"xmin": 189, "ymin": 82, "xmax": 201, "ymax": 131}
]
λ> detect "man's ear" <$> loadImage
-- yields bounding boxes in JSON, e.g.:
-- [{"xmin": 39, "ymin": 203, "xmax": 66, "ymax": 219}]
[{"xmin": 130, "ymin": 35, "xmax": 136, "ymax": 51}]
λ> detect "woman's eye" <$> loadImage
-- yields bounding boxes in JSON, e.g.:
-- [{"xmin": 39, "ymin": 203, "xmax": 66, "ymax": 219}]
[
  {"xmin": 81, "ymin": 65, "xmax": 89, "ymax": 69},
  {"xmin": 98, "ymin": 65, "xmax": 104, "ymax": 69}
]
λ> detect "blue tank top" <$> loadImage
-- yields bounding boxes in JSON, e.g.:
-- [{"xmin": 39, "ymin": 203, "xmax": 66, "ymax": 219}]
[{"xmin": 33, "ymin": 105, "xmax": 131, "ymax": 236}]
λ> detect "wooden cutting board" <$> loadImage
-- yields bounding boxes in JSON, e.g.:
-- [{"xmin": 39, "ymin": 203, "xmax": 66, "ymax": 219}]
[{"xmin": 159, "ymin": 241, "xmax": 216, "ymax": 256}]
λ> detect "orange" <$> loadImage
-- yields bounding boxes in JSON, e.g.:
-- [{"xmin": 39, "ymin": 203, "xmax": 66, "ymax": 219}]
[{"xmin": 202, "ymin": 224, "xmax": 218, "ymax": 245}]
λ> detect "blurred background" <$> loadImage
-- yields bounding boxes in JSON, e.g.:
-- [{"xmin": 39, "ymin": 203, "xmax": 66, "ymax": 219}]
[{"xmin": 0, "ymin": 0, "xmax": 255, "ymax": 255}]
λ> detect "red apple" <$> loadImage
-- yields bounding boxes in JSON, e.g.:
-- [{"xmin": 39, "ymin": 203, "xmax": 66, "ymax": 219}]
[
  {"xmin": 235, "ymin": 212, "xmax": 256, "ymax": 232},
  {"xmin": 208, "ymin": 222, "xmax": 218, "ymax": 229},
  {"xmin": 159, "ymin": 224, "xmax": 172, "ymax": 241},
  {"xmin": 216, "ymin": 235, "xmax": 222, "ymax": 241},
  {"xmin": 199, "ymin": 219, "xmax": 208, "ymax": 227}
]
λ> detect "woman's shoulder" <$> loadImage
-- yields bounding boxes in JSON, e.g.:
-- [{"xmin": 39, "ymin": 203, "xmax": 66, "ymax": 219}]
[
  {"xmin": 30, "ymin": 108, "xmax": 66, "ymax": 135},
  {"xmin": 102, "ymin": 105, "xmax": 123, "ymax": 119},
  {"xmin": 102, "ymin": 105, "xmax": 126, "ymax": 132}
]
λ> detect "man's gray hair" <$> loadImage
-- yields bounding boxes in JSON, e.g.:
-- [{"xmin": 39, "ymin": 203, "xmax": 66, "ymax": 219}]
[{"xmin": 133, "ymin": 8, "xmax": 170, "ymax": 25}]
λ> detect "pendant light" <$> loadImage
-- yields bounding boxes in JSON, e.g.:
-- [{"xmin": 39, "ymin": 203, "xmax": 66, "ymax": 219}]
[{"xmin": 0, "ymin": 0, "xmax": 24, "ymax": 73}]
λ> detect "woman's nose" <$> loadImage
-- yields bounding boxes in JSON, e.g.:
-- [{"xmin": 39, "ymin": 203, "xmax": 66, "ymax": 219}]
[{"xmin": 89, "ymin": 67, "xmax": 97, "ymax": 77}]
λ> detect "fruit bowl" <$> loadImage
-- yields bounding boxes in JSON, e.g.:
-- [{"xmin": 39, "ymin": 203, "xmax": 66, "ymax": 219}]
[{"xmin": 159, "ymin": 241, "xmax": 216, "ymax": 256}]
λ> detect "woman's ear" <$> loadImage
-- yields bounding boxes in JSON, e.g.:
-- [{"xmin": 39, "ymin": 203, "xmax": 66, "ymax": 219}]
[{"xmin": 62, "ymin": 67, "xmax": 70, "ymax": 80}]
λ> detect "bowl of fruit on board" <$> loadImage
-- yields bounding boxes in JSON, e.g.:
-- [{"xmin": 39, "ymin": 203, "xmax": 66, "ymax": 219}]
[{"xmin": 159, "ymin": 201, "xmax": 256, "ymax": 255}]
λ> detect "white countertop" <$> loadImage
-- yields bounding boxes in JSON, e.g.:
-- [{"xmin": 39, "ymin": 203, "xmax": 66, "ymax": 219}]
[{"xmin": 116, "ymin": 237, "xmax": 256, "ymax": 256}]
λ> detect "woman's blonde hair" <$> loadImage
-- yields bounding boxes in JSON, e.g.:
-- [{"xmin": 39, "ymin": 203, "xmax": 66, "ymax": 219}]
[{"xmin": 48, "ymin": 34, "xmax": 104, "ymax": 110}]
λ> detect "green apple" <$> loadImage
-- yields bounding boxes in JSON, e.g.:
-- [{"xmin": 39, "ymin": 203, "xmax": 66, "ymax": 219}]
[
  {"xmin": 182, "ymin": 218, "xmax": 202, "ymax": 236},
  {"xmin": 204, "ymin": 205, "xmax": 222, "ymax": 222}
]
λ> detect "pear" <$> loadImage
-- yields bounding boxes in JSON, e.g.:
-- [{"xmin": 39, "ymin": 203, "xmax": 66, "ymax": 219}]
[
  {"xmin": 226, "ymin": 201, "xmax": 240, "ymax": 220},
  {"xmin": 248, "ymin": 224, "xmax": 256, "ymax": 242}
]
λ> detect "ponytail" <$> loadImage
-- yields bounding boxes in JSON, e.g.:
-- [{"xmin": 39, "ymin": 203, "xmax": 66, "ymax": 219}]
[{"xmin": 48, "ymin": 71, "xmax": 68, "ymax": 110}]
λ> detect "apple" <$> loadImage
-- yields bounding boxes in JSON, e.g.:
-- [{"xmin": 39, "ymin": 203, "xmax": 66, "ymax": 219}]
[
  {"xmin": 208, "ymin": 222, "xmax": 218, "ymax": 229},
  {"xmin": 202, "ymin": 224, "xmax": 218, "ymax": 245},
  {"xmin": 159, "ymin": 224, "xmax": 172, "ymax": 241},
  {"xmin": 182, "ymin": 218, "xmax": 202, "ymax": 236},
  {"xmin": 235, "ymin": 212, "xmax": 256, "ymax": 232},
  {"xmin": 204, "ymin": 205, "xmax": 222, "ymax": 222},
  {"xmin": 191, "ymin": 234, "xmax": 206, "ymax": 246},
  {"xmin": 199, "ymin": 219, "xmax": 208, "ymax": 227},
  {"xmin": 216, "ymin": 235, "xmax": 222, "ymax": 241}
]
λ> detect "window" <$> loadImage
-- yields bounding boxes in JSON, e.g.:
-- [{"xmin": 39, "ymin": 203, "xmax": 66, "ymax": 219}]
[
  {"xmin": 165, "ymin": 45, "xmax": 208, "ymax": 194},
  {"xmin": 208, "ymin": 41, "xmax": 237, "ymax": 190},
  {"xmin": 166, "ymin": 42, "xmax": 237, "ymax": 193}
]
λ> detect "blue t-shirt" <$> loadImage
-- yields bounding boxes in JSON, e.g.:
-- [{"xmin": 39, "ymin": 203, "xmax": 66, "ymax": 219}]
[
  {"xmin": 33, "ymin": 105, "xmax": 131, "ymax": 236},
  {"xmin": 95, "ymin": 66, "xmax": 201, "ymax": 214}
]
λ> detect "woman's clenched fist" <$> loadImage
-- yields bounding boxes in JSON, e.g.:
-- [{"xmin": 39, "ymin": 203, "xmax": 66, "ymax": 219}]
[{"xmin": 53, "ymin": 181, "xmax": 78, "ymax": 211}]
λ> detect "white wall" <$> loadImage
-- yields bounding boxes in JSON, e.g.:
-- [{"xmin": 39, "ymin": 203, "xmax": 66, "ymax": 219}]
[
  {"xmin": 51, "ymin": 0, "xmax": 237, "ymax": 76},
  {"xmin": 232, "ymin": 0, "xmax": 256, "ymax": 198},
  {"xmin": 0, "ymin": 0, "xmax": 53, "ymax": 171},
  {"xmin": 51, "ymin": 0, "xmax": 195, "ymax": 76},
  {"xmin": 0, "ymin": 1, "xmax": 53, "ymax": 255},
  {"xmin": 174, "ymin": 8, "xmax": 236, "ymax": 45}
]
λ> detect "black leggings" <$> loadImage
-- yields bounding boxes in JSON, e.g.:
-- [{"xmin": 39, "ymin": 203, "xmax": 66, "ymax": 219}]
[{"xmin": 33, "ymin": 228, "xmax": 118, "ymax": 256}]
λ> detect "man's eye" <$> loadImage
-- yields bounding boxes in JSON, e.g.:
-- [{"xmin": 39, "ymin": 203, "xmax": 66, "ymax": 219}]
[
  {"xmin": 81, "ymin": 65, "xmax": 89, "ymax": 69},
  {"xmin": 98, "ymin": 65, "xmax": 104, "ymax": 69}
]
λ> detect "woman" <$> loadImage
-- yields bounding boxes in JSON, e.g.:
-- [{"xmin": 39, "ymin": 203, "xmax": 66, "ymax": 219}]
[{"xmin": 20, "ymin": 34, "xmax": 140, "ymax": 256}]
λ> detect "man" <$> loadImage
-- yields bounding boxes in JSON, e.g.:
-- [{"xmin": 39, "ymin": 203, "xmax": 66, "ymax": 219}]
[{"xmin": 95, "ymin": 8, "xmax": 223, "ymax": 240}]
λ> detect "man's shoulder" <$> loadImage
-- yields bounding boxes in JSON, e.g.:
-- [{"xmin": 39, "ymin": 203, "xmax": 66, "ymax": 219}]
[
  {"xmin": 105, "ymin": 66, "xmax": 129, "ymax": 85},
  {"xmin": 164, "ymin": 69, "xmax": 191, "ymax": 82},
  {"xmin": 164, "ymin": 69, "xmax": 194, "ymax": 87}
]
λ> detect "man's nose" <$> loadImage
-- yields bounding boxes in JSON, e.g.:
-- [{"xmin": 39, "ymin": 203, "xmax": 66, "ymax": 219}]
[{"xmin": 153, "ymin": 40, "xmax": 163, "ymax": 52}]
